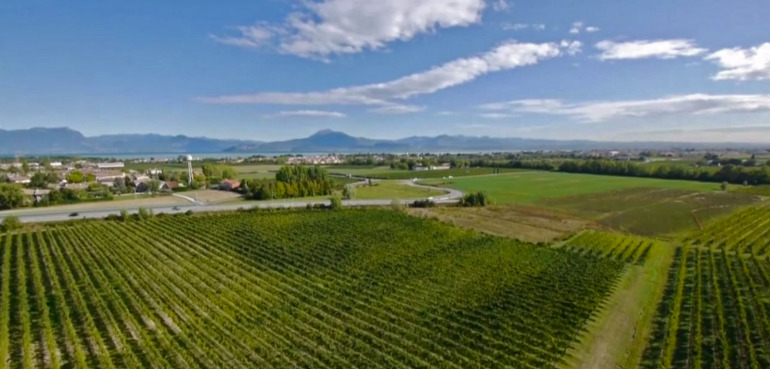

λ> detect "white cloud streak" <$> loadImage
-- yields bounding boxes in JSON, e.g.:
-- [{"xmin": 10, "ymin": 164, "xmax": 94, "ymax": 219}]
[
  {"xmin": 480, "ymin": 94, "xmax": 770, "ymax": 123},
  {"xmin": 479, "ymin": 113, "xmax": 518, "ymax": 119},
  {"xmin": 265, "ymin": 110, "xmax": 347, "ymax": 118},
  {"xmin": 492, "ymin": 0, "xmax": 511, "ymax": 11},
  {"xmin": 595, "ymin": 39, "xmax": 707, "ymax": 60},
  {"xmin": 502, "ymin": 23, "xmax": 545, "ymax": 31},
  {"xmin": 200, "ymin": 41, "xmax": 567, "ymax": 107},
  {"xmin": 212, "ymin": 0, "xmax": 486, "ymax": 59},
  {"xmin": 705, "ymin": 43, "xmax": 770, "ymax": 80},
  {"xmin": 370, "ymin": 105, "xmax": 425, "ymax": 114}
]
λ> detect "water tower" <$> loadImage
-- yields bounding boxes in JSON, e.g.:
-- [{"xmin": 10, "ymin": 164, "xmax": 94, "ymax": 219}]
[{"xmin": 186, "ymin": 155, "xmax": 194, "ymax": 185}]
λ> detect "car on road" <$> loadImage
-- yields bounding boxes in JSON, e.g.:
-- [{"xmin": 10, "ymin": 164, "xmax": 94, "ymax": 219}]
[
  {"xmin": 172, "ymin": 206, "xmax": 181, "ymax": 211},
  {"xmin": 68, "ymin": 212, "xmax": 79, "ymax": 217}
]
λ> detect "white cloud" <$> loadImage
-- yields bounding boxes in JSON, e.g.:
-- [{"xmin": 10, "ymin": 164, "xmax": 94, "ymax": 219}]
[
  {"xmin": 595, "ymin": 39, "xmax": 707, "ymax": 60},
  {"xmin": 370, "ymin": 105, "xmax": 425, "ymax": 114},
  {"xmin": 213, "ymin": 0, "xmax": 486, "ymax": 59},
  {"xmin": 480, "ymin": 113, "xmax": 518, "ymax": 119},
  {"xmin": 492, "ymin": 0, "xmax": 511, "ymax": 12},
  {"xmin": 480, "ymin": 94, "xmax": 770, "ymax": 122},
  {"xmin": 200, "ymin": 41, "xmax": 567, "ymax": 107},
  {"xmin": 209, "ymin": 24, "xmax": 277, "ymax": 48},
  {"xmin": 561, "ymin": 40, "xmax": 583, "ymax": 55},
  {"xmin": 569, "ymin": 22, "xmax": 583, "ymax": 34},
  {"xmin": 265, "ymin": 110, "xmax": 347, "ymax": 118},
  {"xmin": 502, "ymin": 23, "xmax": 545, "ymax": 31},
  {"xmin": 568, "ymin": 21, "xmax": 598, "ymax": 34},
  {"xmin": 705, "ymin": 43, "xmax": 770, "ymax": 80}
]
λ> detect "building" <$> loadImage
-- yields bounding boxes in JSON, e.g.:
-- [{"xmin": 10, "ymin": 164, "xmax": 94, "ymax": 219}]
[
  {"xmin": 97, "ymin": 162, "xmax": 125, "ymax": 169},
  {"xmin": 23, "ymin": 189, "xmax": 50, "ymax": 203},
  {"xmin": 219, "ymin": 179, "xmax": 241, "ymax": 191}
]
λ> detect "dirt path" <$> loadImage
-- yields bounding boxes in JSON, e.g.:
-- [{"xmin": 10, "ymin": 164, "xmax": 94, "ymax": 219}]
[{"xmin": 563, "ymin": 242, "xmax": 675, "ymax": 369}]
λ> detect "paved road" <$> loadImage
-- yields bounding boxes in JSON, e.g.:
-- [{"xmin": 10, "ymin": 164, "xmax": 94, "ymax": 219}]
[{"xmin": 0, "ymin": 180, "xmax": 462, "ymax": 224}]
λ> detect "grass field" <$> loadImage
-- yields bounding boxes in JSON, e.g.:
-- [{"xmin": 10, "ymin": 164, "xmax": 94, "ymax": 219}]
[
  {"xmin": 325, "ymin": 166, "xmax": 403, "ymax": 177},
  {"xmin": 423, "ymin": 171, "xmax": 721, "ymax": 204},
  {"xmin": 543, "ymin": 188, "xmax": 763, "ymax": 237},
  {"xmin": 353, "ymin": 181, "xmax": 445, "ymax": 200},
  {"xmin": 409, "ymin": 205, "xmax": 590, "ymax": 243},
  {"xmin": 365, "ymin": 167, "xmax": 522, "ymax": 180},
  {"xmin": 0, "ymin": 210, "xmax": 628, "ymax": 368},
  {"xmin": 731, "ymin": 185, "xmax": 770, "ymax": 196}
]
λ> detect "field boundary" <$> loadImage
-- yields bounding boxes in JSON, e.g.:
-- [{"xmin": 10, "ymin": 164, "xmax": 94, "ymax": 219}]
[{"xmin": 562, "ymin": 241, "xmax": 676, "ymax": 369}]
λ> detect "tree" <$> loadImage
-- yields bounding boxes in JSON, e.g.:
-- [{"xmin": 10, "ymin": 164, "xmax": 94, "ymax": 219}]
[
  {"xmin": 66, "ymin": 170, "xmax": 85, "ymax": 183},
  {"xmin": 0, "ymin": 184, "xmax": 27, "ymax": 210},
  {"xmin": 29, "ymin": 172, "xmax": 52, "ymax": 189},
  {"xmin": 343, "ymin": 184, "xmax": 356, "ymax": 200},
  {"xmin": 1, "ymin": 216, "xmax": 21, "ymax": 232},
  {"xmin": 147, "ymin": 180, "xmax": 161, "ymax": 193}
]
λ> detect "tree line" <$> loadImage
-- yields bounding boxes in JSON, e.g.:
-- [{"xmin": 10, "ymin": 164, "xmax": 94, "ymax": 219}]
[
  {"xmin": 241, "ymin": 165, "xmax": 337, "ymax": 200},
  {"xmin": 508, "ymin": 159, "xmax": 770, "ymax": 185}
]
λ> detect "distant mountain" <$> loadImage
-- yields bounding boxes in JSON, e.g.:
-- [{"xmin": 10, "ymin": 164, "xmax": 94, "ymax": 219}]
[
  {"xmin": 1, "ymin": 127, "xmax": 766, "ymax": 156},
  {"xmin": 225, "ymin": 129, "xmax": 409, "ymax": 153},
  {"xmin": 0, "ymin": 127, "xmax": 261, "ymax": 155},
  {"xmin": 226, "ymin": 130, "xmax": 767, "ymax": 153}
]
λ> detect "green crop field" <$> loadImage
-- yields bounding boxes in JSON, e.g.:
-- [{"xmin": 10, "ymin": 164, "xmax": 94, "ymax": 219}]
[
  {"xmin": 423, "ymin": 171, "xmax": 721, "ymax": 204},
  {"xmin": 353, "ymin": 181, "xmax": 445, "ymax": 200},
  {"xmin": 0, "ymin": 210, "xmax": 630, "ymax": 368},
  {"xmin": 365, "ymin": 167, "xmax": 522, "ymax": 180},
  {"xmin": 543, "ymin": 188, "xmax": 763, "ymax": 237}
]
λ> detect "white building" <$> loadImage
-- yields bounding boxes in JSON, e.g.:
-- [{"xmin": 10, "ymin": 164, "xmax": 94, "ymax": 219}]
[{"xmin": 97, "ymin": 162, "xmax": 125, "ymax": 169}]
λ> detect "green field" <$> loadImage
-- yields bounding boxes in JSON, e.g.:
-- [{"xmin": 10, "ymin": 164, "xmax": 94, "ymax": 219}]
[
  {"xmin": 543, "ymin": 188, "xmax": 762, "ymax": 236},
  {"xmin": 423, "ymin": 171, "xmax": 721, "ymax": 204},
  {"xmin": 365, "ymin": 167, "xmax": 522, "ymax": 180},
  {"xmin": 0, "ymin": 210, "xmax": 628, "ymax": 368},
  {"xmin": 354, "ymin": 181, "xmax": 445, "ymax": 200},
  {"xmin": 325, "ymin": 165, "xmax": 404, "ymax": 177}
]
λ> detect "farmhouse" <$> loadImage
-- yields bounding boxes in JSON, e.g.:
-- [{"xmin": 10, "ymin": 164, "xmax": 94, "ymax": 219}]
[
  {"xmin": 219, "ymin": 179, "xmax": 241, "ymax": 191},
  {"xmin": 23, "ymin": 188, "xmax": 51, "ymax": 203}
]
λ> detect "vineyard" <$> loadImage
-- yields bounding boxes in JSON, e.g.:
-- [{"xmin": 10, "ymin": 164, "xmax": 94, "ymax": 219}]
[
  {"xmin": 684, "ymin": 205, "xmax": 770, "ymax": 257},
  {"xmin": 0, "ymin": 210, "xmax": 627, "ymax": 368},
  {"xmin": 640, "ymin": 205, "xmax": 770, "ymax": 368},
  {"xmin": 559, "ymin": 231, "xmax": 655, "ymax": 265}
]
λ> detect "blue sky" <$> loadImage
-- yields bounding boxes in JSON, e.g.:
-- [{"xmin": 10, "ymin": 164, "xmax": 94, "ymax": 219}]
[{"xmin": 2, "ymin": 0, "xmax": 769, "ymax": 142}]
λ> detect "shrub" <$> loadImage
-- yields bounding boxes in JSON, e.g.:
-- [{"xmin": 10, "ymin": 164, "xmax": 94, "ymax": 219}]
[
  {"xmin": 391, "ymin": 198, "xmax": 403, "ymax": 212},
  {"xmin": 1, "ymin": 216, "xmax": 22, "ymax": 232},
  {"xmin": 410, "ymin": 199, "xmax": 436, "ymax": 208},
  {"xmin": 343, "ymin": 184, "xmax": 356, "ymax": 200},
  {"xmin": 330, "ymin": 194, "xmax": 343, "ymax": 210},
  {"xmin": 460, "ymin": 191, "xmax": 491, "ymax": 207}
]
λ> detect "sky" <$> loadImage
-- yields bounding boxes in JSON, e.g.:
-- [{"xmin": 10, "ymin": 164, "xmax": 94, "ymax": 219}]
[{"xmin": 2, "ymin": 0, "xmax": 770, "ymax": 142}]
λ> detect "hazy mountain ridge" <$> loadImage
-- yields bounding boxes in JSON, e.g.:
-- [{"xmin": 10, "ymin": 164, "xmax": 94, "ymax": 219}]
[
  {"xmin": 0, "ymin": 127, "xmax": 766, "ymax": 155},
  {"xmin": 0, "ymin": 127, "xmax": 262, "ymax": 155}
]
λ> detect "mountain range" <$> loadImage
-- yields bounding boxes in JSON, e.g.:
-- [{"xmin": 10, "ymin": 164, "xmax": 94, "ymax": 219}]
[{"xmin": 0, "ymin": 127, "xmax": 765, "ymax": 156}]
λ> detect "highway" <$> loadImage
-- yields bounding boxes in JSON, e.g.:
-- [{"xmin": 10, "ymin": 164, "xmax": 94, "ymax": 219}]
[{"xmin": 0, "ymin": 181, "xmax": 463, "ymax": 224}]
